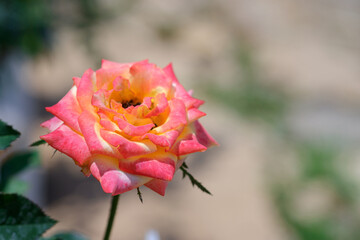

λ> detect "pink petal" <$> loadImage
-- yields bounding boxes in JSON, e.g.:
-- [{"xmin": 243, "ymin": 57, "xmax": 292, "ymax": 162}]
[
  {"xmin": 114, "ymin": 116, "xmax": 154, "ymax": 136},
  {"xmin": 171, "ymin": 133, "xmax": 207, "ymax": 156},
  {"xmin": 187, "ymin": 108, "xmax": 206, "ymax": 122},
  {"xmin": 100, "ymin": 129, "xmax": 156, "ymax": 158},
  {"xmin": 101, "ymin": 59, "xmax": 134, "ymax": 70},
  {"xmin": 77, "ymin": 68, "xmax": 96, "ymax": 112},
  {"xmin": 96, "ymin": 68, "xmax": 126, "ymax": 90},
  {"xmin": 119, "ymin": 156, "xmax": 176, "ymax": 181},
  {"xmin": 45, "ymin": 86, "xmax": 82, "ymax": 133},
  {"xmin": 144, "ymin": 129, "xmax": 181, "ymax": 148},
  {"xmin": 72, "ymin": 77, "xmax": 81, "ymax": 87},
  {"xmin": 99, "ymin": 112, "xmax": 120, "ymax": 132},
  {"xmin": 90, "ymin": 158, "xmax": 150, "ymax": 195},
  {"xmin": 130, "ymin": 61, "xmax": 172, "ymax": 98},
  {"xmin": 91, "ymin": 89, "xmax": 112, "ymax": 109},
  {"xmin": 194, "ymin": 120, "xmax": 218, "ymax": 147},
  {"xmin": 144, "ymin": 93, "xmax": 169, "ymax": 118},
  {"xmin": 145, "ymin": 179, "xmax": 169, "ymax": 196},
  {"xmin": 78, "ymin": 111, "xmax": 120, "ymax": 158},
  {"xmin": 40, "ymin": 117, "xmax": 63, "ymax": 132},
  {"xmin": 163, "ymin": 64, "xmax": 204, "ymax": 108},
  {"xmin": 155, "ymin": 99, "xmax": 187, "ymax": 133},
  {"xmin": 40, "ymin": 124, "xmax": 91, "ymax": 167}
]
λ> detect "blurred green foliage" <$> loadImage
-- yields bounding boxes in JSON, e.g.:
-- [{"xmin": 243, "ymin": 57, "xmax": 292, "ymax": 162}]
[
  {"xmin": 0, "ymin": 0, "xmax": 51, "ymax": 58},
  {"xmin": 207, "ymin": 45, "xmax": 287, "ymax": 125},
  {"xmin": 273, "ymin": 142, "xmax": 360, "ymax": 240},
  {"xmin": 0, "ymin": 151, "xmax": 41, "ymax": 194},
  {"xmin": 0, "ymin": 0, "xmax": 130, "ymax": 62},
  {"xmin": 207, "ymin": 41, "xmax": 360, "ymax": 240}
]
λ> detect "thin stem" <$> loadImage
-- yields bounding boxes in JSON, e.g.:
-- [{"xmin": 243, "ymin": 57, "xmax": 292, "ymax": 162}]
[{"xmin": 103, "ymin": 194, "xmax": 120, "ymax": 240}]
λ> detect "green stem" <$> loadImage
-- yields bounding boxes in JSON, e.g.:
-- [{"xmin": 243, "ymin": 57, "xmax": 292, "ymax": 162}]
[{"xmin": 103, "ymin": 194, "xmax": 120, "ymax": 240}]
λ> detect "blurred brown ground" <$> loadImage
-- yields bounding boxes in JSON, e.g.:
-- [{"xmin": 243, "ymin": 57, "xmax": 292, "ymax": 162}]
[{"xmin": 22, "ymin": 0, "xmax": 360, "ymax": 239}]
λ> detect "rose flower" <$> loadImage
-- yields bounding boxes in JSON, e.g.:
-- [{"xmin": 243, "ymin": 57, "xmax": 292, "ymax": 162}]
[{"xmin": 41, "ymin": 60, "xmax": 217, "ymax": 196}]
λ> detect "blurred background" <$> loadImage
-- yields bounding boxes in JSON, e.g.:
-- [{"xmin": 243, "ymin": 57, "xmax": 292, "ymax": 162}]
[{"xmin": 1, "ymin": 0, "xmax": 360, "ymax": 239}]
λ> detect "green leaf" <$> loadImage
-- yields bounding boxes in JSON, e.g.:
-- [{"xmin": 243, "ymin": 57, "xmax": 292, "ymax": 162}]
[
  {"xmin": 0, "ymin": 151, "xmax": 40, "ymax": 193},
  {"xmin": 180, "ymin": 166, "xmax": 212, "ymax": 195},
  {"xmin": 30, "ymin": 139, "xmax": 46, "ymax": 147},
  {"xmin": 137, "ymin": 187, "xmax": 143, "ymax": 203},
  {"xmin": 40, "ymin": 232, "xmax": 88, "ymax": 240},
  {"xmin": 0, "ymin": 120, "xmax": 20, "ymax": 150},
  {"xmin": 0, "ymin": 193, "xmax": 57, "ymax": 240},
  {"xmin": 1, "ymin": 179, "xmax": 28, "ymax": 195}
]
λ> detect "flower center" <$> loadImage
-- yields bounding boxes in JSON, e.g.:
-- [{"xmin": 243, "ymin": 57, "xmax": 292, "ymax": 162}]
[{"xmin": 121, "ymin": 99, "xmax": 141, "ymax": 109}]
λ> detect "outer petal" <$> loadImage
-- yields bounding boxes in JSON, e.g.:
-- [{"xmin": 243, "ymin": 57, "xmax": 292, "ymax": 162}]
[
  {"xmin": 171, "ymin": 133, "xmax": 207, "ymax": 156},
  {"xmin": 78, "ymin": 111, "xmax": 120, "ymax": 158},
  {"xmin": 40, "ymin": 117, "xmax": 63, "ymax": 132},
  {"xmin": 90, "ymin": 156, "xmax": 151, "ymax": 195},
  {"xmin": 145, "ymin": 179, "xmax": 169, "ymax": 196},
  {"xmin": 40, "ymin": 124, "xmax": 91, "ymax": 167},
  {"xmin": 77, "ymin": 69, "xmax": 97, "ymax": 112},
  {"xmin": 118, "ymin": 153, "xmax": 176, "ymax": 181},
  {"xmin": 45, "ymin": 86, "xmax": 82, "ymax": 133},
  {"xmin": 194, "ymin": 120, "xmax": 218, "ymax": 148},
  {"xmin": 101, "ymin": 59, "xmax": 133, "ymax": 70},
  {"xmin": 187, "ymin": 108, "xmax": 206, "ymax": 122},
  {"xmin": 100, "ymin": 129, "xmax": 156, "ymax": 158},
  {"xmin": 163, "ymin": 64, "xmax": 204, "ymax": 108}
]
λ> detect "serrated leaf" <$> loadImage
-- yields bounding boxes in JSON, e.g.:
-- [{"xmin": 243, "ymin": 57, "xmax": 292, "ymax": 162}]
[
  {"xmin": 0, "ymin": 193, "xmax": 57, "ymax": 240},
  {"xmin": 180, "ymin": 166, "xmax": 212, "ymax": 195},
  {"xmin": 137, "ymin": 187, "xmax": 143, "ymax": 203},
  {"xmin": 40, "ymin": 232, "xmax": 88, "ymax": 240},
  {"xmin": 30, "ymin": 139, "xmax": 46, "ymax": 147},
  {"xmin": 0, "ymin": 151, "xmax": 40, "ymax": 193},
  {"xmin": 0, "ymin": 120, "xmax": 20, "ymax": 150}
]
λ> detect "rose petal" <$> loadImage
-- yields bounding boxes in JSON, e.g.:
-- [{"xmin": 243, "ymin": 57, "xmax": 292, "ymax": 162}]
[
  {"xmin": 100, "ymin": 129, "xmax": 156, "ymax": 158},
  {"xmin": 77, "ymin": 68, "xmax": 97, "ymax": 112},
  {"xmin": 119, "ymin": 154, "xmax": 176, "ymax": 181},
  {"xmin": 90, "ymin": 157, "xmax": 151, "ymax": 195},
  {"xmin": 187, "ymin": 108, "xmax": 206, "ymax": 122},
  {"xmin": 45, "ymin": 86, "xmax": 82, "ymax": 133},
  {"xmin": 144, "ymin": 129, "xmax": 181, "ymax": 148},
  {"xmin": 99, "ymin": 112, "xmax": 120, "ymax": 132},
  {"xmin": 194, "ymin": 120, "xmax": 218, "ymax": 147},
  {"xmin": 78, "ymin": 111, "xmax": 120, "ymax": 158},
  {"xmin": 163, "ymin": 64, "xmax": 204, "ymax": 108},
  {"xmin": 40, "ymin": 117, "xmax": 63, "ymax": 132},
  {"xmin": 130, "ymin": 61, "xmax": 172, "ymax": 98},
  {"xmin": 101, "ymin": 59, "xmax": 133, "ymax": 70},
  {"xmin": 113, "ymin": 116, "xmax": 154, "ymax": 136},
  {"xmin": 40, "ymin": 124, "xmax": 91, "ymax": 167},
  {"xmin": 154, "ymin": 99, "xmax": 187, "ymax": 133},
  {"xmin": 145, "ymin": 179, "xmax": 169, "ymax": 196},
  {"xmin": 171, "ymin": 133, "xmax": 207, "ymax": 156},
  {"xmin": 91, "ymin": 89, "xmax": 112, "ymax": 109},
  {"xmin": 73, "ymin": 77, "xmax": 81, "ymax": 87},
  {"xmin": 96, "ymin": 68, "xmax": 126, "ymax": 90},
  {"xmin": 144, "ymin": 93, "xmax": 169, "ymax": 118}
]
